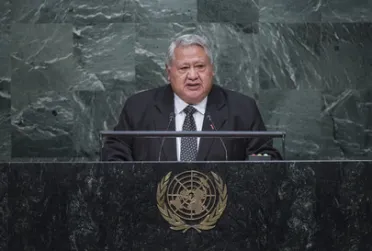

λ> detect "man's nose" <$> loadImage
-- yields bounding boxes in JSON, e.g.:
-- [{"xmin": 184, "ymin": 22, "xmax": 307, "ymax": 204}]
[{"xmin": 187, "ymin": 67, "xmax": 198, "ymax": 79}]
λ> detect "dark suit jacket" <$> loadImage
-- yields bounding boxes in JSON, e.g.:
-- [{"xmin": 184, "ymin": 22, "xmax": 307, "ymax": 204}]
[{"xmin": 102, "ymin": 84, "xmax": 282, "ymax": 161}]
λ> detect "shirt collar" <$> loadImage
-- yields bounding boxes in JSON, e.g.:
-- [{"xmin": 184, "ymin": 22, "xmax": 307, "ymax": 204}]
[{"xmin": 174, "ymin": 93, "xmax": 207, "ymax": 115}]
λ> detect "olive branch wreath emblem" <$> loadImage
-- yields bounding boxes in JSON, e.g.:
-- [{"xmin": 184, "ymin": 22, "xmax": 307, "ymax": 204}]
[{"xmin": 156, "ymin": 171, "xmax": 228, "ymax": 233}]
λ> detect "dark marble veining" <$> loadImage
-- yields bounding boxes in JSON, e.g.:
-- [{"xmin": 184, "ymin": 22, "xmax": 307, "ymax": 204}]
[
  {"xmin": 0, "ymin": 0, "xmax": 11, "ymax": 24},
  {"xmin": 322, "ymin": 0, "xmax": 372, "ymax": 22},
  {"xmin": 3, "ymin": 161, "xmax": 372, "ymax": 250},
  {"xmin": 197, "ymin": 0, "xmax": 259, "ymax": 23},
  {"xmin": 11, "ymin": 0, "xmax": 70, "ymax": 23},
  {"xmin": 72, "ymin": 91, "xmax": 126, "ymax": 159},
  {"xmin": 258, "ymin": 22, "xmax": 372, "ymax": 160},
  {"xmin": 259, "ymin": 23, "xmax": 372, "ymax": 92},
  {"xmin": 0, "ymin": 81, "xmax": 10, "ymax": 161},
  {"xmin": 73, "ymin": 23, "xmax": 135, "ymax": 91},
  {"xmin": 136, "ymin": 0, "xmax": 196, "ymax": 22},
  {"xmin": 11, "ymin": 0, "xmax": 197, "ymax": 24},
  {"xmin": 69, "ymin": 0, "xmax": 135, "ymax": 24},
  {"xmin": 10, "ymin": 24, "xmax": 74, "ymax": 158},
  {"xmin": 0, "ymin": 164, "xmax": 8, "ymax": 251},
  {"xmin": 259, "ymin": 0, "xmax": 322, "ymax": 22},
  {"xmin": 315, "ymin": 161, "xmax": 372, "ymax": 250},
  {"xmin": 324, "ymin": 88, "xmax": 372, "ymax": 158},
  {"xmin": 259, "ymin": 88, "xmax": 372, "ymax": 160},
  {"xmin": 258, "ymin": 89, "xmax": 342, "ymax": 160},
  {"xmin": 259, "ymin": 23, "xmax": 322, "ymax": 90},
  {"xmin": 72, "ymin": 23, "xmax": 135, "ymax": 158},
  {"xmin": 0, "ymin": 25, "xmax": 10, "ymax": 79},
  {"xmin": 11, "ymin": 0, "xmax": 135, "ymax": 24},
  {"xmin": 319, "ymin": 23, "xmax": 372, "ymax": 95},
  {"xmin": 10, "ymin": 23, "xmax": 72, "ymax": 62},
  {"xmin": 8, "ymin": 0, "xmax": 372, "ymax": 24},
  {"xmin": 318, "ymin": 23, "xmax": 372, "ymax": 159},
  {"xmin": 0, "ymin": 24, "xmax": 11, "ymax": 161}
]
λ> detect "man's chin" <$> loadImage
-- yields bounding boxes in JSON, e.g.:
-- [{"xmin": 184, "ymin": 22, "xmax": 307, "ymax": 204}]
[
  {"xmin": 183, "ymin": 93, "xmax": 206, "ymax": 104},
  {"xmin": 185, "ymin": 84, "xmax": 202, "ymax": 91}
]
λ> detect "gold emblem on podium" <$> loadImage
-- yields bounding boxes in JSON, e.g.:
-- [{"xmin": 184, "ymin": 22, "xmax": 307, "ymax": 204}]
[{"xmin": 156, "ymin": 170, "xmax": 227, "ymax": 233}]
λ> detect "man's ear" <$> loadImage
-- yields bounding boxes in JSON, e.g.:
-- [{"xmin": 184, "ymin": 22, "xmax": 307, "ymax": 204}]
[{"xmin": 165, "ymin": 64, "xmax": 170, "ymax": 82}]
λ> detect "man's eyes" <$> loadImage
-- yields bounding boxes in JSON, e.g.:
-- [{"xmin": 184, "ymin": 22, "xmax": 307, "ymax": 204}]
[{"xmin": 179, "ymin": 65, "xmax": 205, "ymax": 70}]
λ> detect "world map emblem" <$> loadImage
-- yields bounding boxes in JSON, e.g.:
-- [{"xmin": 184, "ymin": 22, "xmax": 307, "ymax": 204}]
[{"xmin": 156, "ymin": 170, "xmax": 228, "ymax": 233}]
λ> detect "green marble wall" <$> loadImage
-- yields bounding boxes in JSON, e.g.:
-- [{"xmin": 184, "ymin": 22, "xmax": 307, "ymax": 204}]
[{"xmin": 0, "ymin": 0, "xmax": 371, "ymax": 161}]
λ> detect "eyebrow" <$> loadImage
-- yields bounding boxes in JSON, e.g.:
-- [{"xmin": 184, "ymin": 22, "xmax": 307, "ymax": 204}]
[{"xmin": 177, "ymin": 59, "xmax": 207, "ymax": 65}]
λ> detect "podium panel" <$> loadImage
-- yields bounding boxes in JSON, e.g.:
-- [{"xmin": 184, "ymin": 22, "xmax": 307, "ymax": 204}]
[{"xmin": 1, "ymin": 161, "xmax": 372, "ymax": 250}]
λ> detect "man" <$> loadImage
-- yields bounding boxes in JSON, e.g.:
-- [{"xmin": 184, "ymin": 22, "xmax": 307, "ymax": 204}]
[{"xmin": 102, "ymin": 34, "xmax": 282, "ymax": 161}]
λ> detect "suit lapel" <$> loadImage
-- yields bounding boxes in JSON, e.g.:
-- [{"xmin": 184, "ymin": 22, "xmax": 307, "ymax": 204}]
[
  {"xmin": 153, "ymin": 85, "xmax": 177, "ymax": 161},
  {"xmin": 196, "ymin": 85, "xmax": 228, "ymax": 161},
  {"xmin": 153, "ymin": 85, "xmax": 228, "ymax": 161}
]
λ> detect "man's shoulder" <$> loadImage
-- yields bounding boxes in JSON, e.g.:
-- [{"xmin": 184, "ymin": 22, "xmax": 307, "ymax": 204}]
[
  {"xmin": 216, "ymin": 85, "xmax": 257, "ymax": 106},
  {"xmin": 125, "ymin": 85, "xmax": 167, "ymax": 105}
]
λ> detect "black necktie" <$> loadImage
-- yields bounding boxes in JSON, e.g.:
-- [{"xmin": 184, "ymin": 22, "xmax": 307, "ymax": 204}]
[{"xmin": 180, "ymin": 105, "xmax": 198, "ymax": 161}]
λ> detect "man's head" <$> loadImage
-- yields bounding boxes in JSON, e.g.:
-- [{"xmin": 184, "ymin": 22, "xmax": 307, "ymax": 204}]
[{"xmin": 166, "ymin": 34, "xmax": 214, "ymax": 105}]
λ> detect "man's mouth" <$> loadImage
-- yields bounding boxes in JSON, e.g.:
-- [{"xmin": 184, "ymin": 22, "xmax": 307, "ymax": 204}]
[
  {"xmin": 186, "ymin": 83, "xmax": 201, "ymax": 87},
  {"xmin": 185, "ymin": 83, "xmax": 201, "ymax": 90}
]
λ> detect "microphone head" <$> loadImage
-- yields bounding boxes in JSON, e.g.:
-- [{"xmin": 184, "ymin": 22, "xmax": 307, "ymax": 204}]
[{"xmin": 169, "ymin": 112, "xmax": 175, "ymax": 120}]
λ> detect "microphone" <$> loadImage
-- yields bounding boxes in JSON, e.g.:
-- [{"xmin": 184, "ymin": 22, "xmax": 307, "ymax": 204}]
[
  {"xmin": 158, "ymin": 112, "xmax": 175, "ymax": 161},
  {"xmin": 206, "ymin": 114, "xmax": 228, "ymax": 161}
]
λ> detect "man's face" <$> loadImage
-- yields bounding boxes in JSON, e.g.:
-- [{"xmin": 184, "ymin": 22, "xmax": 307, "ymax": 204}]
[{"xmin": 166, "ymin": 45, "xmax": 214, "ymax": 104}]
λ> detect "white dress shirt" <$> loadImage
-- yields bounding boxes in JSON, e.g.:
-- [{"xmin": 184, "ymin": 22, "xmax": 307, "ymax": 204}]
[{"xmin": 174, "ymin": 94, "xmax": 207, "ymax": 161}]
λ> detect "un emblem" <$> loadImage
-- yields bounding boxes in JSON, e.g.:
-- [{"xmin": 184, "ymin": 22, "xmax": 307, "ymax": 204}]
[{"xmin": 156, "ymin": 170, "xmax": 227, "ymax": 233}]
